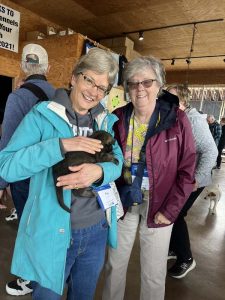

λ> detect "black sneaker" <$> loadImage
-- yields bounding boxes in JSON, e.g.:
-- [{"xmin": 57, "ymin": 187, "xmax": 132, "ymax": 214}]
[
  {"xmin": 168, "ymin": 259, "xmax": 196, "ymax": 279},
  {"xmin": 168, "ymin": 251, "xmax": 177, "ymax": 260},
  {"xmin": 6, "ymin": 278, "xmax": 33, "ymax": 296}
]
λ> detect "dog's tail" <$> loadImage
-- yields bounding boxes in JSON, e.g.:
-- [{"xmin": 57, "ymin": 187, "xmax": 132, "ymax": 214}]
[{"xmin": 56, "ymin": 186, "xmax": 71, "ymax": 213}]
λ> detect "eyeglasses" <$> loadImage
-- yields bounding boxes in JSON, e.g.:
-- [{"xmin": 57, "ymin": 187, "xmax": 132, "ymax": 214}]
[
  {"xmin": 79, "ymin": 72, "xmax": 109, "ymax": 97},
  {"xmin": 127, "ymin": 79, "xmax": 156, "ymax": 90}
]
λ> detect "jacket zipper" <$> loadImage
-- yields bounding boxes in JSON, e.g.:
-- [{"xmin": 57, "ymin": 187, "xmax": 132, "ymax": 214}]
[{"xmin": 146, "ymin": 140, "xmax": 154, "ymax": 225}]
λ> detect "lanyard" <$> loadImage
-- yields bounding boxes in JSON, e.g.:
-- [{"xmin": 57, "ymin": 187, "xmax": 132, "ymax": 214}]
[{"xmin": 131, "ymin": 104, "xmax": 160, "ymax": 185}]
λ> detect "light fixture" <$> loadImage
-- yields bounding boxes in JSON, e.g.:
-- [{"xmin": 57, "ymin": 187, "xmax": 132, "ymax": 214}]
[
  {"xmin": 171, "ymin": 58, "xmax": 175, "ymax": 65},
  {"xmin": 186, "ymin": 58, "xmax": 191, "ymax": 64},
  {"xmin": 138, "ymin": 31, "xmax": 144, "ymax": 41},
  {"xmin": 123, "ymin": 18, "xmax": 223, "ymax": 36},
  {"xmin": 162, "ymin": 54, "xmax": 225, "ymax": 61}
]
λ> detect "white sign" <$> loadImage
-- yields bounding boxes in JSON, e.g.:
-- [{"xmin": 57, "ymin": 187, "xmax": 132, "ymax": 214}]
[{"xmin": 0, "ymin": 4, "xmax": 20, "ymax": 52}]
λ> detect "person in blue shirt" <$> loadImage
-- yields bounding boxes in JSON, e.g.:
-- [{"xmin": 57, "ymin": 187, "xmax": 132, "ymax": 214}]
[{"xmin": 0, "ymin": 43, "xmax": 55, "ymax": 296}]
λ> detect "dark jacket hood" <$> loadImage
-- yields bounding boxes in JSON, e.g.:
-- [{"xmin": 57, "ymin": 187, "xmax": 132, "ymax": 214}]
[{"xmin": 114, "ymin": 89, "xmax": 179, "ymax": 139}]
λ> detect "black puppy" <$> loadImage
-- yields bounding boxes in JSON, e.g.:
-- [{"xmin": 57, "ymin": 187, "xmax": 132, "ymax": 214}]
[{"xmin": 53, "ymin": 130, "xmax": 118, "ymax": 213}]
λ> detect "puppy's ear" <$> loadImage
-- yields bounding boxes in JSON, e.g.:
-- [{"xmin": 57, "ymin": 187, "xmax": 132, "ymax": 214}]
[{"xmin": 208, "ymin": 192, "xmax": 216, "ymax": 197}]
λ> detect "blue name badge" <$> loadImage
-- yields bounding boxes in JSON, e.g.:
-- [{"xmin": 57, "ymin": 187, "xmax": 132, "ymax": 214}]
[
  {"xmin": 94, "ymin": 184, "xmax": 118, "ymax": 210},
  {"xmin": 131, "ymin": 163, "xmax": 149, "ymax": 190}
]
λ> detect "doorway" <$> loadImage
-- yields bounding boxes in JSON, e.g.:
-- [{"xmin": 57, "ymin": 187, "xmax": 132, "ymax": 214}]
[{"xmin": 0, "ymin": 75, "xmax": 12, "ymax": 124}]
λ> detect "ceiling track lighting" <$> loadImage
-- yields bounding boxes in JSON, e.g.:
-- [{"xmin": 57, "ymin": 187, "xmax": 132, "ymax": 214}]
[
  {"xmin": 139, "ymin": 31, "xmax": 144, "ymax": 41},
  {"xmin": 162, "ymin": 55, "xmax": 225, "ymax": 63},
  {"xmin": 123, "ymin": 18, "xmax": 223, "ymax": 37}
]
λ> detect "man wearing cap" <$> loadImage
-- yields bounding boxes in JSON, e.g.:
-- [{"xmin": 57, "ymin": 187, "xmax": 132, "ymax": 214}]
[{"xmin": 0, "ymin": 43, "xmax": 55, "ymax": 296}]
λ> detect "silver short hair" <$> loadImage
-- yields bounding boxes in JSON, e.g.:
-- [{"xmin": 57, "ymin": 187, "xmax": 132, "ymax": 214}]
[
  {"xmin": 21, "ymin": 61, "xmax": 48, "ymax": 76},
  {"xmin": 123, "ymin": 56, "xmax": 165, "ymax": 92},
  {"xmin": 207, "ymin": 114, "xmax": 215, "ymax": 121},
  {"xmin": 73, "ymin": 48, "xmax": 118, "ymax": 87}
]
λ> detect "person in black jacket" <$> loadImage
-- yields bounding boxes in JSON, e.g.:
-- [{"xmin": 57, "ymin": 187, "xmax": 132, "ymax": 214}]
[
  {"xmin": 207, "ymin": 114, "xmax": 222, "ymax": 147},
  {"xmin": 216, "ymin": 117, "xmax": 225, "ymax": 169}
]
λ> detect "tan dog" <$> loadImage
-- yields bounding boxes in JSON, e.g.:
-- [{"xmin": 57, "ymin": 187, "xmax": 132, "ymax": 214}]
[{"xmin": 204, "ymin": 184, "xmax": 222, "ymax": 214}]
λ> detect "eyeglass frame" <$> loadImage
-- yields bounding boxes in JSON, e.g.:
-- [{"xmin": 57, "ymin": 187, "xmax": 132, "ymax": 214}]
[
  {"xmin": 78, "ymin": 72, "xmax": 110, "ymax": 96},
  {"xmin": 127, "ymin": 79, "xmax": 157, "ymax": 90}
]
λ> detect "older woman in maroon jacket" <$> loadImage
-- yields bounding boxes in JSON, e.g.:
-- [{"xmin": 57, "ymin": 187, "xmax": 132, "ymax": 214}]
[{"xmin": 102, "ymin": 56, "xmax": 196, "ymax": 300}]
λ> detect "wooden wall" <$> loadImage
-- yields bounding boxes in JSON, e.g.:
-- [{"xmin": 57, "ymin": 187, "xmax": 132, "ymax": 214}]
[
  {"xmin": 0, "ymin": 0, "xmax": 84, "ymax": 88},
  {"xmin": 0, "ymin": 0, "xmax": 224, "ymax": 88},
  {"xmin": 166, "ymin": 69, "xmax": 225, "ymax": 85},
  {"xmin": 21, "ymin": 34, "xmax": 85, "ymax": 88},
  {"xmin": 0, "ymin": 33, "xmax": 85, "ymax": 88},
  {"xmin": 0, "ymin": 49, "xmax": 20, "ymax": 80}
]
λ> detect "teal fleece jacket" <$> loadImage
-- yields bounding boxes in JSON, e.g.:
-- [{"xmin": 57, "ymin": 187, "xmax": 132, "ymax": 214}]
[{"xmin": 0, "ymin": 100, "xmax": 123, "ymax": 294}]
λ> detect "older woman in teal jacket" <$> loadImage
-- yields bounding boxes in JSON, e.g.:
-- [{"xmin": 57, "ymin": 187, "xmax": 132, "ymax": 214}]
[{"xmin": 0, "ymin": 48, "xmax": 123, "ymax": 300}]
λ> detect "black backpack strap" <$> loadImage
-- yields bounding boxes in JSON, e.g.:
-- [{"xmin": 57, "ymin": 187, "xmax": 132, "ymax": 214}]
[{"xmin": 20, "ymin": 82, "xmax": 48, "ymax": 102}]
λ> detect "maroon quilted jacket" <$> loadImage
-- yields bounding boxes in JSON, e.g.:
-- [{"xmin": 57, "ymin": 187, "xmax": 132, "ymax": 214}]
[{"xmin": 113, "ymin": 90, "xmax": 196, "ymax": 227}]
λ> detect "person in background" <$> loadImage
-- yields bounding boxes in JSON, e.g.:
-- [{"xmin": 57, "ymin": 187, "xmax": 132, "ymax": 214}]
[
  {"xmin": 216, "ymin": 117, "xmax": 225, "ymax": 169},
  {"xmin": 207, "ymin": 114, "xmax": 222, "ymax": 147},
  {"xmin": 102, "ymin": 57, "xmax": 196, "ymax": 300},
  {"xmin": 0, "ymin": 47, "xmax": 123, "ymax": 300},
  {"xmin": 0, "ymin": 43, "xmax": 55, "ymax": 296},
  {"xmin": 166, "ymin": 84, "xmax": 218, "ymax": 278}
]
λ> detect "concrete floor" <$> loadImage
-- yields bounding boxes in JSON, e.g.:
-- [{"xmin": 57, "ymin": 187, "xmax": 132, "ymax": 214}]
[{"xmin": 0, "ymin": 167, "xmax": 225, "ymax": 300}]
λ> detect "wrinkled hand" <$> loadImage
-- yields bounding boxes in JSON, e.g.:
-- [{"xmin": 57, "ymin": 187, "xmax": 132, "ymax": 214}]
[
  {"xmin": 61, "ymin": 136, "xmax": 103, "ymax": 154},
  {"xmin": 56, "ymin": 163, "xmax": 103, "ymax": 190},
  {"xmin": 154, "ymin": 212, "xmax": 171, "ymax": 225}
]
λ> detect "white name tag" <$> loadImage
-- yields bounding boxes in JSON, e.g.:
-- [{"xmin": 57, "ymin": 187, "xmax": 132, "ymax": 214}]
[
  {"xmin": 131, "ymin": 163, "xmax": 149, "ymax": 190},
  {"xmin": 94, "ymin": 184, "xmax": 118, "ymax": 210},
  {"xmin": 109, "ymin": 182, "xmax": 124, "ymax": 220}
]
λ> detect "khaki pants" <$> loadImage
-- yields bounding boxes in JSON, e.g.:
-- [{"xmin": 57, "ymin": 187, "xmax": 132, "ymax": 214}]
[{"xmin": 102, "ymin": 212, "xmax": 173, "ymax": 300}]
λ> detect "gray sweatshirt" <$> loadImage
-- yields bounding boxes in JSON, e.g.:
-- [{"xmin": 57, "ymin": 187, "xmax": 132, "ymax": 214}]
[
  {"xmin": 185, "ymin": 107, "xmax": 218, "ymax": 187},
  {"xmin": 53, "ymin": 89, "xmax": 105, "ymax": 229}
]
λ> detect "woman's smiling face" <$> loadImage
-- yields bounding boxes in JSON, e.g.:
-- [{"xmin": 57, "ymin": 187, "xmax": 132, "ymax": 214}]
[
  {"xmin": 70, "ymin": 70, "xmax": 109, "ymax": 115},
  {"xmin": 127, "ymin": 68, "xmax": 160, "ymax": 111}
]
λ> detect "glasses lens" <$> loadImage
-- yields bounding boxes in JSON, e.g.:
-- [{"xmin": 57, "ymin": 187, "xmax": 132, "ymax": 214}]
[
  {"xmin": 98, "ymin": 86, "xmax": 108, "ymax": 96},
  {"xmin": 83, "ymin": 75, "xmax": 94, "ymax": 87},
  {"xmin": 81, "ymin": 73, "xmax": 108, "ymax": 97},
  {"xmin": 127, "ymin": 79, "xmax": 154, "ymax": 90},
  {"xmin": 127, "ymin": 82, "xmax": 139, "ymax": 90},
  {"xmin": 142, "ymin": 79, "xmax": 154, "ymax": 88}
]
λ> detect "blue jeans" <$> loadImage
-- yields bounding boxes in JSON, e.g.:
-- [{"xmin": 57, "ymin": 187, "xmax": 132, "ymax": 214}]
[
  {"xmin": 10, "ymin": 179, "xmax": 30, "ymax": 220},
  {"xmin": 32, "ymin": 218, "xmax": 108, "ymax": 300}
]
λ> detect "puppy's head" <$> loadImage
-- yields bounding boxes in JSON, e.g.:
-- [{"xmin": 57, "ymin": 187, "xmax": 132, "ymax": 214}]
[
  {"xmin": 204, "ymin": 191, "xmax": 217, "ymax": 200},
  {"xmin": 91, "ymin": 130, "xmax": 115, "ymax": 152}
]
